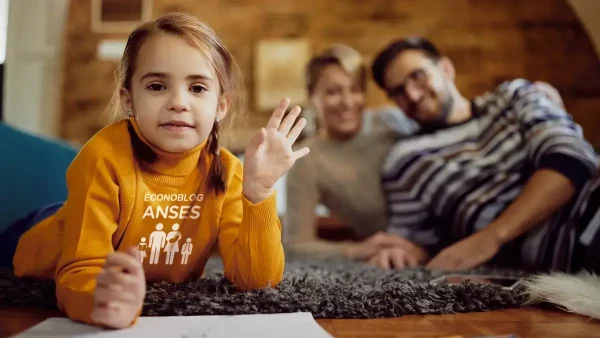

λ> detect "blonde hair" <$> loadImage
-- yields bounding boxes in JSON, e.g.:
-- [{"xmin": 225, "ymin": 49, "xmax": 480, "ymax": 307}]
[
  {"xmin": 104, "ymin": 12, "xmax": 245, "ymax": 195},
  {"xmin": 305, "ymin": 44, "xmax": 366, "ymax": 96}
]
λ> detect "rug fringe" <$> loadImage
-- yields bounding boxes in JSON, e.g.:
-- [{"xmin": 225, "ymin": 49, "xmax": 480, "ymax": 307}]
[{"xmin": 523, "ymin": 270, "xmax": 600, "ymax": 320}]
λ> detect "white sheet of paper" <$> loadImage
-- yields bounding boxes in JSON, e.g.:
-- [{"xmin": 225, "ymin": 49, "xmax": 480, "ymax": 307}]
[{"xmin": 12, "ymin": 312, "xmax": 334, "ymax": 338}]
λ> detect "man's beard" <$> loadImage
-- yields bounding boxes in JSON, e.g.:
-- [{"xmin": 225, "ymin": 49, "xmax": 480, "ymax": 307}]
[
  {"xmin": 413, "ymin": 83, "xmax": 454, "ymax": 132},
  {"xmin": 437, "ymin": 83, "xmax": 454, "ymax": 123}
]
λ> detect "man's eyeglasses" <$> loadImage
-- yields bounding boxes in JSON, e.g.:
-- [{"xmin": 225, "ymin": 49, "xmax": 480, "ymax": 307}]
[{"xmin": 385, "ymin": 62, "xmax": 436, "ymax": 100}]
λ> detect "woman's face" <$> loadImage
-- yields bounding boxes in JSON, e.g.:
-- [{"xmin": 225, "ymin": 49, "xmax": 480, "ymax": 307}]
[{"xmin": 310, "ymin": 64, "xmax": 365, "ymax": 140}]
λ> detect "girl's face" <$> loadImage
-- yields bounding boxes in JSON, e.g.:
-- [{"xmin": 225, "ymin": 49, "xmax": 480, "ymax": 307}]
[
  {"xmin": 310, "ymin": 64, "xmax": 365, "ymax": 141},
  {"xmin": 121, "ymin": 32, "xmax": 229, "ymax": 153}
]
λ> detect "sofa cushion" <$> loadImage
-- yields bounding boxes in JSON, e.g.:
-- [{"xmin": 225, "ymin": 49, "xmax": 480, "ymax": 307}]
[{"xmin": 0, "ymin": 123, "xmax": 78, "ymax": 233}]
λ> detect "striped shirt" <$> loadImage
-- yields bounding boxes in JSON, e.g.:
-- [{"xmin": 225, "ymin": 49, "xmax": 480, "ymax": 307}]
[{"xmin": 381, "ymin": 79, "xmax": 599, "ymax": 272}]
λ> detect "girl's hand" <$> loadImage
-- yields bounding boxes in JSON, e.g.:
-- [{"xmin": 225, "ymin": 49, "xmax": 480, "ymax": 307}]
[
  {"xmin": 91, "ymin": 247, "xmax": 146, "ymax": 329},
  {"xmin": 243, "ymin": 97, "xmax": 309, "ymax": 204}
]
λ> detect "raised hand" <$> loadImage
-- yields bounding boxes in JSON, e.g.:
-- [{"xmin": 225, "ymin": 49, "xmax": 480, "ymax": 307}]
[
  {"xmin": 91, "ymin": 247, "xmax": 146, "ymax": 329},
  {"xmin": 243, "ymin": 97, "xmax": 310, "ymax": 204}
]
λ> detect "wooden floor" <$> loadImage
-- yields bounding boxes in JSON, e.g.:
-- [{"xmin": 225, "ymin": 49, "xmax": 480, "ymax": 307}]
[
  {"xmin": 1, "ymin": 306, "xmax": 599, "ymax": 338},
  {"xmin": 318, "ymin": 307, "xmax": 600, "ymax": 337}
]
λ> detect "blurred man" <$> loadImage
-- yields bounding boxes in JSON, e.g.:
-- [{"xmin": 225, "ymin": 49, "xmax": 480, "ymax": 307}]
[{"xmin": 347, "ymin": 37, "xmax": 600, "ymax": 273}]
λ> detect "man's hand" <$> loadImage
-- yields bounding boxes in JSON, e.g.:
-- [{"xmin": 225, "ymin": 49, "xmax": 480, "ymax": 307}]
[
  {"xmin": 534, "ymin": 81, "xmax": 564, "ymax": 108},
  {"xmin": 91, "ymin": 247, "xmax": 146, "ymax": 329},
  {"xmin": 367, "ymin": 246, "xmax": 428, "ymax": 270},
  {"xmin": 426, "ymin": 229, "xmax": 502, "ymax": 271}
]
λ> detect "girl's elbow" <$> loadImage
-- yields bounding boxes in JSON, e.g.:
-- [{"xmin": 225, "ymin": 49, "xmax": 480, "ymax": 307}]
[
  {"xmin": 233, "ymin": 261, "xmax": 284, "ymax": 291},
  {"xmin": 237, "ymin": 273, "xmax": 283, "ymax": 291}
]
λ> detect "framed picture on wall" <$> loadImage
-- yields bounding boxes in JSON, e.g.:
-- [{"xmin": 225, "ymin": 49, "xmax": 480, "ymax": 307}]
[
  {"xmin": 254, "ymin": 38, "xmax": 311, "ymax": 111},
  {"xmin": 91, "ymin": 0, "xmax": 153, "ymax": 33}
]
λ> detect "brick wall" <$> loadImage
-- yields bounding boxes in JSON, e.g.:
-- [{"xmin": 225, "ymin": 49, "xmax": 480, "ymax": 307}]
[{"xmin": 61, "ymin": 0, "xmax": 600, "ymax": 151}]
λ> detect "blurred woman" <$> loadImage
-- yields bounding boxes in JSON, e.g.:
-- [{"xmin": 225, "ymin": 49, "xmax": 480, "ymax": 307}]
[{"xmin": 284, "ymin": 44, "xmax": 416, "ymax": 256}]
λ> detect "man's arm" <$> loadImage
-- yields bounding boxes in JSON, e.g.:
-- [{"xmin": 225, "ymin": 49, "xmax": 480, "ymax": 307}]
[
  {"xmin": 486, "ymin": 169, "xmax": 575, "ymax": 244},
  {"xmin": 427, "ymin": 80, "xmax": 599, "ymax": 271},
  {"xmin": 502, "ymin": 80, "xmax": 598, "ymax": 226},
  {"xmin": 483, "ymin": 80, "xmax": 598, "ymax": 250},
  {"xmin": 427, "ymin": 169, "xmax": 576, "ymax": 271}
]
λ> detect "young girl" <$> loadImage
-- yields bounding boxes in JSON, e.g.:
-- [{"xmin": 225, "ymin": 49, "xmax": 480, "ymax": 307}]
[{"xmin": 3, "ymin": 12, "xmax": 309, "ymax": 329}]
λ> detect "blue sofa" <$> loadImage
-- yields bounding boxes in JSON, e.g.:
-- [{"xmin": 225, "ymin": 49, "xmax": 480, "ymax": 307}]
[{"xmin": 0, "ymin": 123, "xmax": 78, "ymax": 233}]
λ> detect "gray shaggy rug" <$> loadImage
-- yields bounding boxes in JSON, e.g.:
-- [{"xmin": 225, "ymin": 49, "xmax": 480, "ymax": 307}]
[{"xmin": 0, "ymin": 257, "xmax": 531, "ymax": 318}]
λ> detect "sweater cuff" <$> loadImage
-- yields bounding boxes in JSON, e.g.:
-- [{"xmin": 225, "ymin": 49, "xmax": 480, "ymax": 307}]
[
  {"xmin": 57, "ymin": 285, "xmax": 97, "ymax": 326},
  {"xmin": 538, "ymin": 153, "xmax": 592, "ymax": 192},
  {"xmin": 242, "ymin": 191, "xmax": 280, "ymax": 233}
]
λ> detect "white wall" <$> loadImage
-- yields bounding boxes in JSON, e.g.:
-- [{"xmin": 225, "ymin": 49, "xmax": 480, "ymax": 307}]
[
  {"xmin": 0, "ymin": 0, "xmax": 8, "ymax": 64},
  {"xmin": 2, "ymin": 0, "xmax": 68, "ymax": 138}
]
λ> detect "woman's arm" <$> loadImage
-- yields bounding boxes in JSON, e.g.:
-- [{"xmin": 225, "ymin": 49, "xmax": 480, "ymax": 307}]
[{"xmin": 284, "ymin": 150, "xmax": 355, "ymax": 256}]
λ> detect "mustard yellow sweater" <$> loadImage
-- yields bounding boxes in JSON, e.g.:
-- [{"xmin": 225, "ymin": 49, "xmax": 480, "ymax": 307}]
[{"xmin": 13, "ymin": 118, "xmax": 285, "ymax": 325}]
